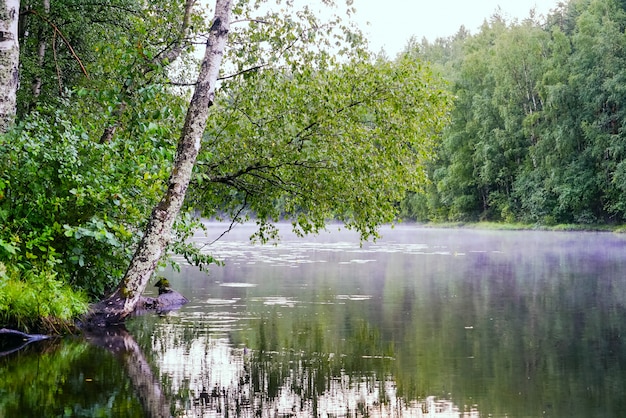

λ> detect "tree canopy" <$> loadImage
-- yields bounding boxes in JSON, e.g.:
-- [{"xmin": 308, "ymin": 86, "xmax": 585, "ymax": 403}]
[
  {"xmin": 405, "ymin": 0, "xmax": 626, "ymax": 225},
  {"xmin": 8, "ymin": 0, "xmax": 625, "ymax": 328}
]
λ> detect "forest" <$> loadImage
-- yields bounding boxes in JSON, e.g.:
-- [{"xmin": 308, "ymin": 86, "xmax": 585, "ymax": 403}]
[
  {"xmin": 0, "ymin": 0, "xmax": 624, "ymax": 330},
  {"xmin": 402, "ymin": 0, "xmax": 626, "ymax": 225}
]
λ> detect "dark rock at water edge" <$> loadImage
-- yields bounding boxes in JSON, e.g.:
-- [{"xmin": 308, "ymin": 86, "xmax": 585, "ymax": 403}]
[{"xmin": 136, "ymin": 289, "xmax": 189, "ymax": 314}]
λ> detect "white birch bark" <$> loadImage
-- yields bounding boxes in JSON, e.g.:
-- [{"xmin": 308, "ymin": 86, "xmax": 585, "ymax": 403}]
[
  {"xmin": 0, "ymin": 0, "xmax": 20, "ymax": 133},
  {"xmin": 87, "ymin": 0, "xmax": 233, "ymax": 325}
]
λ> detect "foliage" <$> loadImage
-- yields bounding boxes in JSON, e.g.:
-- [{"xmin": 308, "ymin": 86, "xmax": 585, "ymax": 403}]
[
  {"xmin": 0, "ymin": 0, "xmax": 219, "ymax": 303},
  {"xmin": 0, "ymin": 338, "xmax": 144, "ymax": 416},
  {"xmin": 190, "ymin": 5, "xmax": 451, "ymax": 240},
  {"xmin": 16, "ymin": 0, "xmax": 204, "ymax": 116},
  {"xmin": 0, "ymin": 105, "xmax": 154, "ymax": 298},
  {"xmin": 406, "ymin": 0, "xmax": 626, "ymax": 224},
  {"xmin": 0, "ymin": 0, "xmax": 453, "ymax": 326},
  {"xmin": 0, "ymin": 262, "xmax": 88, "ymax": 332},
  {"xmin": 6, "ymin": 0, "xmax": 626, "ymax": 325}
]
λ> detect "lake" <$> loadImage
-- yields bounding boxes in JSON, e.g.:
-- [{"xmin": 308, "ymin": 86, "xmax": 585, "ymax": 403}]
[{"xmin": 2, "ymin": 223, "xmax": 626, "ymax": 417}]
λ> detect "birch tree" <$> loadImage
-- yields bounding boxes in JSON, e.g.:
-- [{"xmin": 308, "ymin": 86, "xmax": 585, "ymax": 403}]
[
  {"xmin": 0, "ymin": 0, "xmax": 451, "ymax": 329},
  {"xmin": 86, "ymin": 0, "xmax": 234, "ymax": 325},
  {"xmin": 0, "ymin": 0, "xmax": 19, "ymax": 133}
]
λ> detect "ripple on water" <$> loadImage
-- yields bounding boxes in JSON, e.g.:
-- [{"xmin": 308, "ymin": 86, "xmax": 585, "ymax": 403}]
[
  {"xmin": 336, "ymin": 294, "xmax": 373, "ymax": 301},
  {"xmin": 219, "ymin": 282, "xmax": 258, "ymax": 288},
  {"xmin": 250, "ymin": 296, "xmax": 297, "ymax": 307},
  {"xmin": 204, "ymin": 298, "xmax": 239, "ymax": 305},
  {"xmin": 338, "ymin": 259, "xmax": 376, "ymax": 264}
]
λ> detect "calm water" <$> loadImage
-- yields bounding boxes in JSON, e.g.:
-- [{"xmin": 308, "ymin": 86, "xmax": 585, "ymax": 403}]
[{"xmin": 2, "ymin": 224, "xmax": 626, "ymax": 417}]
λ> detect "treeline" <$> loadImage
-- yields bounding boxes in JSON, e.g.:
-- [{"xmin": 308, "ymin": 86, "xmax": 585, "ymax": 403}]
[{"xmin": 400, "ymin": 0, "xmax": 626, "ymax": 225}]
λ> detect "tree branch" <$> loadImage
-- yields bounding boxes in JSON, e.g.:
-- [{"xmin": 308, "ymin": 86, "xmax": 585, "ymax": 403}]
[
  {"xmin": 207, "ymin": 193, "xmax": 250, "ymax": 245},
  {"xmin": 208, "ymin": 160, "xmax": 330, "ymax": 186},
  {"xmin": 218, "ymin": 64, "xmax": 266, "ymax": 80},
  {"xmin": 28, "ymin": 9, "xmax": 89, "ymax": 78},
  {"xmin": 231, "ymin": 18, "xmax": 270, "ymax": 25},
  {"xmin": 52, "ymin": 31, "xmax": 63, "ymax": 95},
  {"xmin": 152, "ymin": 0, "xmax": 196, "ymax": 66}
]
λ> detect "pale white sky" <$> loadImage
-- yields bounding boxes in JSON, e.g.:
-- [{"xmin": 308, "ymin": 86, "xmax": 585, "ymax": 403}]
[
  {"xmin": 344, "ymin": 0, "xmax": 562, "ymax": 56},
  {"xmin": 202, "ymin": 0, "xmax": 563, "ymax": 57}
]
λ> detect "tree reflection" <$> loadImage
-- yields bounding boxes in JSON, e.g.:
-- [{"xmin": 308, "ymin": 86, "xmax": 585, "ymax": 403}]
[
  {"xmin": 126, "ymin": 311, "xmax": 473, "ymax": 417},
  {"xmin": 0, "ymin": 336, "xmax": 145, "ymax": 417},
  {"xmin": 85, "ymin": 326, "xmax": 172, "ymax": 417},
  {"xmin": 0, "ymin": 317, "xmax": 475, "ymax": 417},
  {"xmin": 11, "ymin": 229, "xmax": 626, "ymax": 416}
]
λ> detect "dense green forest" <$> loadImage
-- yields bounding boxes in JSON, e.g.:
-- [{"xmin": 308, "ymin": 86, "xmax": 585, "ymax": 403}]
[{"xmin": 400, "ymin": 0, "xmax": 626, "ymax": 225}]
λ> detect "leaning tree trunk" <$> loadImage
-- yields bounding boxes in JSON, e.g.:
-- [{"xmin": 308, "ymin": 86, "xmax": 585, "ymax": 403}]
[
  {"xmin": 85, "ymin": 0, "xmax": 233, "ymax": 327},
  {"xmin": 0, "ymin": 0, "xmax": 20, "ymax": 133}
]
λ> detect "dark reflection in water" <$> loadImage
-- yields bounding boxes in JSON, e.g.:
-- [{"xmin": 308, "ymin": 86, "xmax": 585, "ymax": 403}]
[
  {"xmin": 0, "ymin": 337, "xmax": 145, "ymax": 417},
  {"xmin": 3, "ymin": 224, "xmax": 626, "ymax": 417}
]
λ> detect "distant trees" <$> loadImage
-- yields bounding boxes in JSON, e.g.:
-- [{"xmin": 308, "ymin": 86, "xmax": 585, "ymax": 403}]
[{"xmin": 405, "ymin": 0, "xmax": 626, "ymax": 225}]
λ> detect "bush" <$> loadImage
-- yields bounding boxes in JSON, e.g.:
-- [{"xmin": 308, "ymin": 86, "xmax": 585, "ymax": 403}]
[
  {"xmin": 0, "ymin": 101, "xmax": 215, "ymax": 326},
  {"xmin": 0, "ymin": 105, "xmax": 172, "ymax": 299}
]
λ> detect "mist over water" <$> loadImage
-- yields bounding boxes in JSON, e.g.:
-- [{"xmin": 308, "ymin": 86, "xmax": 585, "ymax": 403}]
[
  {"xmin": 140, "ymin": 223, "xmax": 626, "ymax": 416},
  {"xmin": 3, "ymin": 223, "xmax": 626, "ymax": 417}
]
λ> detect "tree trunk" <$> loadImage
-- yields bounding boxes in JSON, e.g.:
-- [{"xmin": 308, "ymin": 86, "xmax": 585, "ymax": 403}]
[
  {"xmin": 31, "ymin": 0, "xmax": 50, "ymax": 101},
  {"xmin": 85, "ymin": 0, "xmax": 233, "ymax": 327},
  {"xmin": 0, "ymin": 0, "xmax": 20, "ymax": 133}
]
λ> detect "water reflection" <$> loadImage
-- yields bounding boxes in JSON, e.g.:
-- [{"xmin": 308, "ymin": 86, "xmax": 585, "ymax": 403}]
[
  {"xmin": 4, "ymin": 224, "xmax": 626, "ymax": 417},
  {"xmin": 137, "ymin": 224, "xmax": 626, "ymax": 417},
  {"xmin": 86, "ymin": 326, "xmax": 172, "ymax": 417},
  {"xmin": 129, "ymin": 313, "xmax": 470, "ymax": 417},
  {"xmin": 0, "ymin": 336, "xmax": 145, "ymax": 417}
]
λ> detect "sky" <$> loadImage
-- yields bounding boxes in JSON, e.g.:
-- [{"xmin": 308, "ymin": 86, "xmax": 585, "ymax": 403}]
[{"xmin": 344, "ymin": 0, "xmax": 563, "ymax": 56}]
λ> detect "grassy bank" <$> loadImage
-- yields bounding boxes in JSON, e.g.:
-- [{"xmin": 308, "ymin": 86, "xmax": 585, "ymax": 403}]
[
  {"xmin": 0, "ymin": 263, "xmax": 88, "ymax": 333},
  {"xmin": 416, "ymin": 221, "xmax": 626, "ymax": 233}
]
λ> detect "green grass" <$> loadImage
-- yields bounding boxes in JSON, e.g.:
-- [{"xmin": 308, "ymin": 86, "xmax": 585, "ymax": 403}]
[{"xmin": 0, "ymin": 263, "xmax": 89, "ymax": 333}]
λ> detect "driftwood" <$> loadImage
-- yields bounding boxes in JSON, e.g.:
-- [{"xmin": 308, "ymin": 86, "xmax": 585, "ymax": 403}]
[{"xmin": 0, "ymin": 328, "xmax": 52, "ymax": 357}]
